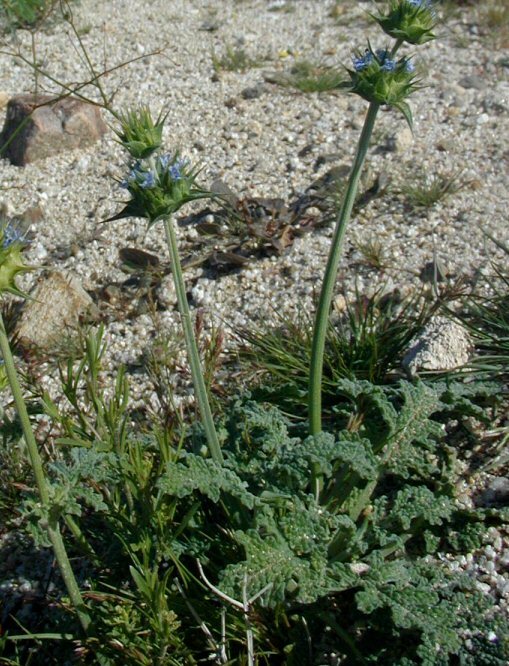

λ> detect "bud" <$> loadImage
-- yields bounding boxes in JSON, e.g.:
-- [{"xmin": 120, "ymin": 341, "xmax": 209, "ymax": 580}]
[
  {"xmin": 114, "ymin": 106, "xmax": 167, "ymax": 160},
  {"xmin": 371, "ymin": 0, "xmax": 437, "ymax": 46}
]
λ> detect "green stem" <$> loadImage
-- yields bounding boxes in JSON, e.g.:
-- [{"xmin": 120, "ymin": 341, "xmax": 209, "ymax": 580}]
[
  {"xmin": 0, "ymin": 315, "xmax": 90, "ymax": 632},
  {"xmin": 308, "ymin": 101, "xmax": 379, "ymax": 499},
  {"xmin": 308, "ymin": 101, "xmax": 380, "ymax": 438},
  {"xmin": 163, "ymin": 216, "xmax": 223, "ymax": 464}
]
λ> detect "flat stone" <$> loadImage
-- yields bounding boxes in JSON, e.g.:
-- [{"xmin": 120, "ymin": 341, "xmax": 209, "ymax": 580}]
[
  {"xmin": 15, "ymin": 271, "xmax": 95, "ymax": 348},
  {"xmin": 0, "ymin": 94, "xmax": 107, "ymax": 166},
  {"xmin": 458, "ymin": 75, "xmax": 487, "ymax": 91}
]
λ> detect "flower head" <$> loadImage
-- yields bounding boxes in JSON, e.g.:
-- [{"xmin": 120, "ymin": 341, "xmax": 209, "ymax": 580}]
[
  {"xmin": 346, "ymin": 46, "xmax": 420, "ymax": 127},
  {"xmin": 109, "ymin": 153, "xmax": 211, "ymax": 226},
  {"xmin": 352, "ymin": 51, "xmax": 374, "ymax": 72},
  {"xmin": 0, "ymin": 219, "xmax": 34, "ymax": 297},
  {"xmin": 371, "ymin": 0, "xmax": 437, "ymax": 45}
]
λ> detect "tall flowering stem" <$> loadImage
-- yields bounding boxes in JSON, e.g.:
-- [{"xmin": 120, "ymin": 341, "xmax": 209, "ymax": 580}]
[
  {"xmin": 163, "ymin": 216, "xmax": 224, "ymax": 465},
  {"xmin": 308, "ymin": 101, "xmax": 380, "ymax": 441},
  {"xmin": 0, "ymin": 314, "xmax": 90, "ymax": 632},
  {"xmin": 308, "ymin": 37, "xmax": 411, "ymax": 497},
  {"xmin": 109, "ymin": 119, "xmax": 224, "ymax": 463}
]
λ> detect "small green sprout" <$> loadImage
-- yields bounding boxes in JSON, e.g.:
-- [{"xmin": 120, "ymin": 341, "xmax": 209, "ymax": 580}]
[{"xmin": 372, "ymin": 0, "xmax": 437, "ymax": 46}]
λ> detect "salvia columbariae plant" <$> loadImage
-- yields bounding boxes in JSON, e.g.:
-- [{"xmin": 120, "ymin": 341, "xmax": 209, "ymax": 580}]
[
  {"xmin": 1, "ymin": 1, "xmax": 509, "ymax": 663},
  {"xmin": 109, "ymin": 112, "xmax": 223, "ymax": 464}
]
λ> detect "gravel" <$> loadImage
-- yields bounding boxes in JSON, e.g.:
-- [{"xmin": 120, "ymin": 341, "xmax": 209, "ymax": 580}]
[{"xmin": 0, "ymin": 0, "xmax": 508, "ymax": 625}]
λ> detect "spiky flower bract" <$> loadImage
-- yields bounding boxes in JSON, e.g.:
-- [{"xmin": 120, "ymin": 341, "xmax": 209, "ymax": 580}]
[
  {"xmin": 372, "ymin": 0, "xmax": 437, "ymax": 45},
  {"xmin": 347, "ymin": 46, "xmax": 419, "ymax": 127},
  {"xmin": 110, "ymin": 152, "xmax": 211, "ymax": 227},
  {"xmin": 114, "ymin": 106, "xmax": 167, "ymax": 159},
  {"xmin": 0, "ymin": 219, "xmax": 34, "ymax": 297}
]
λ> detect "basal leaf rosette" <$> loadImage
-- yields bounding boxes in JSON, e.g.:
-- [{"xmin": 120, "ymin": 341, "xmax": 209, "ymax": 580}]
[
  {"xmin": 0, "ymin": 221, "xmax": 34, "ymax": 298},
  {"xmin": 110, "ymin": 153, "xmax": 211, "ymax": 227},
  {"xmin": 372, "ymin": 0, "xmax": 437, "ymax": 45},
  {"xmin": 347, "ymin": 48, "xmax": 419, "ymax": 127}
]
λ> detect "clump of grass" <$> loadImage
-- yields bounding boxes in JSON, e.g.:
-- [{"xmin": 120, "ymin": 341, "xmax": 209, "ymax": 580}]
[
  {"xmin": 212, "ymin": 45, "xmax": 264, "ymax": 73},
  {"xmin": 400, "ymin": 170, "xmax": 465, "ymax": 209},
  {"xmin": 352, "ymin": 234, "xmax": 389, "ymax": 271},
  {"xmin": 237, "ymin": 288, "xmax": 439, "ymax": 417},
  {"xmin": 280, "ymin": 59, "xmax": 344, "ymax": 93},
  {"xmin": 478, "ymin": 0, "xmax": 509, "ymax": 46}
]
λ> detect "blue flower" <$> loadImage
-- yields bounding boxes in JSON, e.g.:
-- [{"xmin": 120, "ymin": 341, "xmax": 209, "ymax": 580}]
[
  {"xmin": 352, "ymin": 50, "xmax": 373, "ymax": 72},
  {"xmin": 2, "ymin": 221, "xmax": 29, "ymax": 248},
  {"xmin": 405, "ymin": 60, "xmax": 415, "ymax": 73},
  {"xmin": 159, "ymin": 153, "xmax": 171, "ymax": 170},
  {"xmin": 408, "ymin": 0, "xmax": 432, "ymax": 7},
  {"xmin": 381, "ymin": 59, "xmax": 396, "ymax": 72},
  {"xmin": 169, "ymin": 164, "xmax": 183, "ymax": 181},
  {"xmin": 140, "ymin": 171, "xmax": 156, "ymax": 189}
]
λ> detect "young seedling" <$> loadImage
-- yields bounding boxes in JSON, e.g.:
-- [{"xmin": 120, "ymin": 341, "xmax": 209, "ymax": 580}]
[
  {"xmin": 212, "ymin": 45, "xmax": 263, "ymax": 73},
  {"xmin": 401, "ymin": 169, "xmax": 464, "ymax": 209},
  {"xmin": 280, "ymin": 60, "xmax": 344, "ymax": 94}
]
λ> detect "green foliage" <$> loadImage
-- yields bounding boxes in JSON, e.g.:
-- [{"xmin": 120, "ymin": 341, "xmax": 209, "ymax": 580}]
[
  {"xmin": 212, "ymin": 45, "xmax": 264, "ymax": 72},
  {"xmin": 278, "ymin": 60, "xmax": 344, "ymax": 93},
  {"xmin": 4, "ymin": 328, "xmax": 508, "ymax": 663},
  {"xmin": 239, "ymin": 289, "xmax": 438, "ymax": 416},
  {"xmin": 0, "ymin": 0, "xmax": 56, "ymax": 29},
  {"xmin": 400, "ymin": 169, "xmax": 465, "ymax": 209}
]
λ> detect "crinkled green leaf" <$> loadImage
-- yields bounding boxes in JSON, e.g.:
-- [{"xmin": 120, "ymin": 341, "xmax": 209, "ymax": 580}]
[{"xmin": 158, "ymin": 453, "xmax": 256, "ymax": 508}]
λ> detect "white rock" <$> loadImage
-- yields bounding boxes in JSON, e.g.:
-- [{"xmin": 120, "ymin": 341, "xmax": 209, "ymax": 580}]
[
  {"xmin": 386, "ymin": 126, "xmax": 413, "ymax": 153},
  {"xmin": 156, "ymin": 274, "xmax": 177, "ymax": 309},
  {"xmin": 402, "ymin": 316, "xmax": 473, "ymax": 376}
]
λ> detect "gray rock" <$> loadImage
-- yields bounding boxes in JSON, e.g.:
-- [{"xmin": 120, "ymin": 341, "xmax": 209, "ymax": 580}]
[
  {"xmin": 0, "ymin": 94, "xmax": 107, "ymax": 166},
  {"xmin": 458, "ymin": 75, "xmax": 487, "ymax": 91},
  {"xmin": 15, "ymin": 271, "xmax": 95, "ymax": 348},
  {"xmin": 479, "ymin": 476, "xmax": 509, "ymax": 507},
  {"xmin": 241, "ymin": 84, "xmax": 267, "ymax": 100},
  {"xmin": 402, "ymin": 316, "xmax": 472, "ymax": 376}
]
